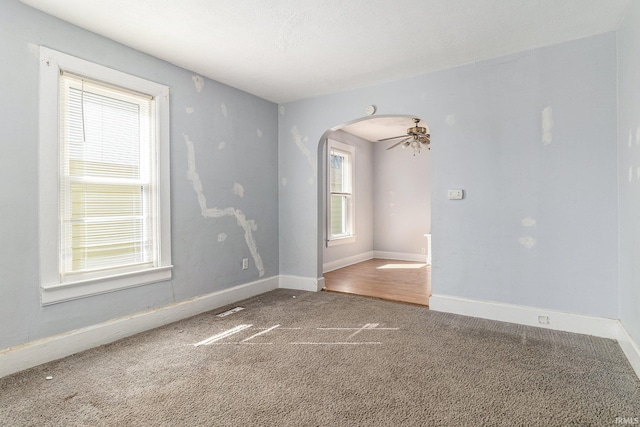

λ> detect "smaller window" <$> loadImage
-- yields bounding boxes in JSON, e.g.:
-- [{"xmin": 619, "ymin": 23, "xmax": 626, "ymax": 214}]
[{"xmin": 327, "ymin": 139, "xmax": 355, "ymax": 246}]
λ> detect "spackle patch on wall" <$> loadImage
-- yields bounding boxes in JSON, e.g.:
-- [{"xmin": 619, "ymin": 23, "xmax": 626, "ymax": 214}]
[
  {"xmin": 291, "ymin": 126, "xmax": 317, "ymax": 177},
  {"xmin": 186, "ymin": 107, "xmax": 195, "ymax": 114},
  {"xmin": 279, "ymin": 105, "xmax": 285, "ymax": 116},
  {"xmin": 218, "ymin": 233, "xmax": 227, "ymax": 243},
  {"xmin": 308, "ymin": 177, "xmax": 314, "ymax": 185},
  {"xmin": 518, "ymin": 236, "xmax": 536, "ymax": 249},
  {"xmin": 192, "ymin": 75, "xmax": 204, "ymax": 93},
  {"xmin": 541, "ymin": 107, "xmax": 553, "ymax": 145},
  {"xmin": 636, "ymin": 167, "xmax": 640, "ymax": 181},
  {"xmin": 629, "ymin": 166, "xmax": 634, "ymax": 183},
  {"xmin": 27, "ymin": 43, "xmax": 39, "ymax": 59},
  {"xmin": 233, "ymin": 183, "xmax": 245, "ymax": 198},
  {"xmin": 636, "ymin": 125, "xmax": 640, "ymax": 145},
  {"xmin": 218, "ymin": 141, "xmax": 226, "ymax": 150},
  {"xmin": 629, "ymin": 129, "xmax": 633, "ymax": 148},
  {"xmin": 445, "ymin": 114, "xmax": 455, "ymax": 126},
  {"xmin": 257, "ymin": 129, "xmax": 263, "ymax": 138},
  {"xmin": 221, "ymin": 103, "xmax": 228, "ymax": 118},
  {"xmin": 521, "ymin": 217, "xmax": 536, "ymax": 227},
  {"xmin": 281, "ymin": 177, "xmax": 288, "ymax": 187},
  {"xmin": 183, "ymin": 134, "xmax": 265, "ymax": 277}
]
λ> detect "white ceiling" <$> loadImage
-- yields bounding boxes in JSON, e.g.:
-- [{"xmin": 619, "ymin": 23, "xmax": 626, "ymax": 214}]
[{"xmin": 21, "ymin": 0, "xmax": 630, "ymax": 104}]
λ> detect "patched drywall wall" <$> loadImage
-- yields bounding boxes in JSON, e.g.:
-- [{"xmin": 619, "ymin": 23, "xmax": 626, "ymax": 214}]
[
  {"xmin": 0, "ymin": 1, "xmax": 278, "ymax": 351},
  {"xmin": 617, "ymin": 0, "xmax": 640, "ymax": 349},
  {"xmin": 279, "ymin": 32, "xmax": 618, "ymax": 318}
]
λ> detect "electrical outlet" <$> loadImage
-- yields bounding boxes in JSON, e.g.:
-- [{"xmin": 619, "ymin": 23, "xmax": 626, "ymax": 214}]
[
  {"xmin": 538, "ymin": 315, "xmax": 550, "ymax": 325},
  {"xmin": 242, "ymin": 258, "xmax": 249, "ymax": 270},
  {"xmin": 448, "ymin": 189, "xmax": 464, "ymax": 200}
]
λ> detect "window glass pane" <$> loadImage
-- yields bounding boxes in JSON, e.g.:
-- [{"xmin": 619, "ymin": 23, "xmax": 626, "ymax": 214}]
[
  {"xmin": 330, "ymin": 194, "xmax": 347, "ymax": 236},
  {"xmin": 330, "ymin": 153, "xmax": 345, "ymax": 193}
]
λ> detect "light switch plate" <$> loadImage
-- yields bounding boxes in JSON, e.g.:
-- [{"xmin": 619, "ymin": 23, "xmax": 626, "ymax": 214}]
[{"xmin": 448, "ymin": 189, "xmax": 464, "ymax": 200}]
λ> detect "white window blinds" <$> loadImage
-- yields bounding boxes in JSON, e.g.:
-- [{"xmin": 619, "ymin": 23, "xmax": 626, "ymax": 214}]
[{"xmin": 59, "ymin": 72, "xmax": 157, "ymax": 278}]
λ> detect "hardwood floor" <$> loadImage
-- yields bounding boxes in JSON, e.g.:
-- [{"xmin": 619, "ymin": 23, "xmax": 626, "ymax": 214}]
[{"xmin": 323, "ymin": 258, "xmax": 431, "ymax": 306}]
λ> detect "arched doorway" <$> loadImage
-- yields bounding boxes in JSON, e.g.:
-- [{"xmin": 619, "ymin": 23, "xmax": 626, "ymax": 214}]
[{"xmin": 317, "ymin": 115, "xmax": 432, "ymax": 305}]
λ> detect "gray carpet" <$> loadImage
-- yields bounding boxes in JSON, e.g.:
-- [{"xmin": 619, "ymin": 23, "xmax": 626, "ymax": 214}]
[{"xmin": 1, "ymin": 289, "xmax": 639, "ymax": 426}]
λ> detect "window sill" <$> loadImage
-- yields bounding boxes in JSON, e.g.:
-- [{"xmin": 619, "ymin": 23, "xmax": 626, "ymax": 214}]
[
  {"xmin": 327, "ymin": 235, "xmax": 356, "ymax": 247},
  {"xmin": 41, "ymin": 266, "xmax": 173, "ymax": 305}
]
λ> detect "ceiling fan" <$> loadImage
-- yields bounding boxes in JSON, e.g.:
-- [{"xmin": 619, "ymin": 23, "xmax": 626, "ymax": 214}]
[{"xmin": 378, "ymin": 118, "xmax": 430, "ymax": 155}]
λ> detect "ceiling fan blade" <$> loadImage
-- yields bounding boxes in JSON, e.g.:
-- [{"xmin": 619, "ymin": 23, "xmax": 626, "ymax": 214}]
[
  {"xmin": 387, "ymin": 138, "xmax": 410, "ymax": 150},
  {"xmin": 378, "ymin": 135, "xmax": 407, "ymax": 142}
]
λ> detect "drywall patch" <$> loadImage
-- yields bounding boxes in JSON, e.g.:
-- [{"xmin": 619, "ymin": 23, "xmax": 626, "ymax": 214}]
[
  {"xmin": 308, "ymin": 177, "xmax": 314, "ymax": 185},
  {"xmin": 218, "ymin": 233, "xmax": 227, "ymax": 243},
  {"xmin": 27, "ymin": 43, "xmax": 39, "ymax": 58},
  {"xmin": 186, "ymin": 107, "xmax": 195, "ymax": 114},
  {"xmin": 279, "ymin": 105, "xmax": 286, "ymax": 116},
  {"xmin": 541, "ymin": 107, "xmax": 553, "ymax": 145},
  {"xmin": 281, "ymin": 177, "xmax": 288, "ymax": 187},
  {"xmin": 518, "ymin": 236, "xmax": 536, "ymax": 249},
  {"xmin": 629, "ymin": 129, "xmax": 633, "ymax": 148},
  {"xmin": 221, "ymin": 102, "xmax": 228, "ymax": 118},
  {"xmin": 636, "ymin": 167, "xmax": 640, "ymax": 181},
  {"xmin": 233, "ymin": 182, "xmax": 245, "ymax": 198},
  {"xmin": 445, "ymin": 114, "xmax": 455, "ymax": 126},
  {"xmin": 218, "ymin": 141, "xmax": 226, "ymax": 150},
  {"xmin": 257, "ymin": 129, "xmax": 263, "ymax": 138},
  {"xmin": 291, "ymin": 126, "xmax": 317, "ymax": 176},
  {"xmin": 636, "ymin": 125, "xmax": 640, "ymax": 145},
  {"xmin": 521, "ymin": 217, "xmax": 536, "ymax": 227},
  {"xmin": 184, "ymin": 134, "xmax": 265, "ymax": 277},
  {"xmin": 629, "ymin": 166, "xmax": 634, "ymax": 183},
  {"xmin": 192, "ymin": 75, "xmax": 204, "ymax": 93}
]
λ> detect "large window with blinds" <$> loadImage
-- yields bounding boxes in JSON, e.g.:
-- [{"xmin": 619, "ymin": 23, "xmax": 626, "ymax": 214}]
[
  {"xmin": 327, "ymin": 139, "xmax": 355, "ymax": 246},
  {"xmin": 60, "ymin": 73, "xmax": 154, "ymax": 276},
  {"xmin": 39, "ymin": 47, "xmax": 172, "ymax": 305}
]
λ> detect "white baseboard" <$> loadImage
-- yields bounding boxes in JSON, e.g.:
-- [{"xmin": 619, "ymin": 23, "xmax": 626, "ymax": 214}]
[
  {"xmin": 616, "ymin": 324, "xmax": 640, "ymax": 381},
  {"xmin": 373, "ymin": 251, "xmax": 426, "ymax": 263},
  {"xmin": 323, "ymin": 251, "xmax": 374, "ymax": 273},
  {"xmin": 430, "ymin": 294, "xmax": 640, "ymax": 380},
  {"xmin": 429, "ymin": 294, "xmax": 620, "ymax": 338},
  {"xmin": 279, "ymin": 275, "xmax": 323, "ymax": 292},
  {"xmin": 0, "ymin": 276, "xmax": 279, "ymax": 379}
]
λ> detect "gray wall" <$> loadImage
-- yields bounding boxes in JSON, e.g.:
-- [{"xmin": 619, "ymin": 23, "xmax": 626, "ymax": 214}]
[
  {"xmin": 279, "ymin": 32, "xmax": 618, "ymax": 318},
  {"xmin": 322, "ymin": 130, "xmax": 374, "ymax": 266},
  {"xmin": 373, "ymin": 137, "xmax": 430, "ymax": 255},
  {"xmin": 0, "ymin": 0, "xmax": 278, "ymax": 351},
  {"xmin": 618, "ymin": 1, "xmax": 640, "ymax": 348}
]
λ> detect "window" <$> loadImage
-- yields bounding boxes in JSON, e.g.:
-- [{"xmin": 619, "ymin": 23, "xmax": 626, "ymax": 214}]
[
  {"xmin": 39, "ymin": 47, "xmax": 171, "ymax": 304},
  {"xmin": 327, "ymin": 139, "xmax": 355, "ymax": 246}
]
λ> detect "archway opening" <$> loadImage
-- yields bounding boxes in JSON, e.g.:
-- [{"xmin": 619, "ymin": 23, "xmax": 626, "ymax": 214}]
[{"xmin": 316, "ymin": 114, "xmax": 432, "ymax": 305}]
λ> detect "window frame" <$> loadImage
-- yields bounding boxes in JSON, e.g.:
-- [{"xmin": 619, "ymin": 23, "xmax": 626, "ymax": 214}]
[
  {"xmin": 39, "ymin": 47, "xmax": 172, "ymax": 305},
  {"xmin": 326, "ymin": 139, "xmax": 356, "ymax": 247}
]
